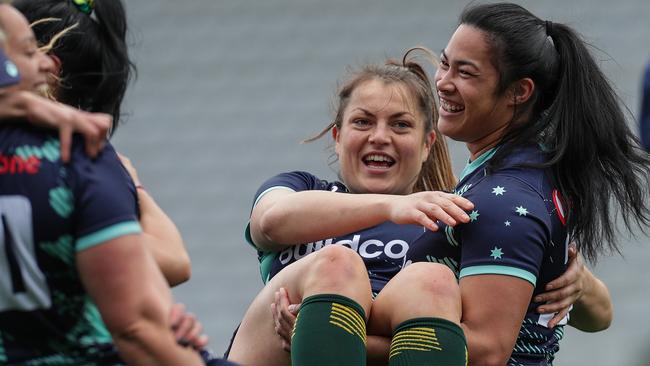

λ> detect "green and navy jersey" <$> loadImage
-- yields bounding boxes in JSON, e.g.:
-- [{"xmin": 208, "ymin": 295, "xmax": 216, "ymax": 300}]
[
  {"xmin": 408, "ymin": 145, "xmax": 569, "ymax": 366},
  {"xmin": 0, "ymin": 122, "xmax": 141, "ymax": 365},
  {"xmin": 245, "ymin": 171, "xmax": 428, "ymax": 295}
]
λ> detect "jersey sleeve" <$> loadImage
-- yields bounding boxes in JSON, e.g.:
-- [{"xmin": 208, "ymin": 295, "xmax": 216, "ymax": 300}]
[
  {"xmin": 69, "ymin": 141, "xmax": 141, "ymax": 251},
  {"xmin": 245, "ymin": 171, "xmax": 325, "ymax": 248},
  {"xmin": 458, "ymin": 175, "xmax": 550, "ymax": 286}
]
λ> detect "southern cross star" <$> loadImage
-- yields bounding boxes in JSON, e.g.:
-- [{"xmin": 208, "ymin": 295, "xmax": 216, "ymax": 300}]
[
  {"xmin": 492, "ymin": 186, "xmax": 506, "ymax": 196},
  {"xmin": 515, "ymin": 206, "xmax": 529, "ymax": 216},
  {"xmin": 490, "ymin": 247, "xmax": 504, "ymax": 259},
  {"xmin": 469, "ymin": 210, "xmax": 480, "ymax": 222},
  {"xmin": 504, "ymin": 221, "xmax": 511, "ymax": 226}
]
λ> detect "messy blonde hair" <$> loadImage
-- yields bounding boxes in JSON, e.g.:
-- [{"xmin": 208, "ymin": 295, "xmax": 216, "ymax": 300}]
[{"xmin": 306, "ymin": 47, "xmax": 456, "ymax": 192}]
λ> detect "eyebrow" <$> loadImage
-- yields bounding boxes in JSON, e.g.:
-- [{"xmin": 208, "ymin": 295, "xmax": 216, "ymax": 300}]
[
  {"xmin": 441, "ymin": 50, "xmax": 480, "ymax": 69},
  {"xmin": 354, "ymin": 108, "xmax": 415, "ymax": 119}
]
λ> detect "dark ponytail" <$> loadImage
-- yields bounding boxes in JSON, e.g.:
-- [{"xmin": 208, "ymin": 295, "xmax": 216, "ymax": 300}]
[
  {"xmin": 460, "ymin": 3, "xmax": 650, "ymax": 261},
  {"xmin": 13, "ymin": 0, "xmax": 135, "ymax": 135}
]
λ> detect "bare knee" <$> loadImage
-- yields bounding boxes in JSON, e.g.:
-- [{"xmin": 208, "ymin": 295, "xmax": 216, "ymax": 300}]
[
  {"xmin": 302, "ymin": 245, "xmax": 370, "ymax": 303},
  {"xmin": 399, "ymin": 262, "xmax": 459, "ymax": 299},
  {"xmin": 379, "ymin": 262, "xmax": 461, "ymax": 324}
]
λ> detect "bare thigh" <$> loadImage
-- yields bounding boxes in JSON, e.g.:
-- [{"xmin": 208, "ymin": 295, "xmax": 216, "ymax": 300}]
[{"xmin": 228, "ymin": 246, "xmax": 372, "ymax": 366}]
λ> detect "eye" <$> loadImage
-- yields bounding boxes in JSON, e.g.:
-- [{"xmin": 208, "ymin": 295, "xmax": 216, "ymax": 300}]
[
  {"xmin": 439, "ymin": 58, "xmax": 450, "ymax": 70},
  {"xmin": 351, "ymin": 118, "xmax": 371, "ymax": 128},
  {"xmin": 459, "ymin": 69, "xmax": 475, "ymax": 78},
  {"xmin": 391, "ymin": 120, "xmax": 412, "ymax": 131}
]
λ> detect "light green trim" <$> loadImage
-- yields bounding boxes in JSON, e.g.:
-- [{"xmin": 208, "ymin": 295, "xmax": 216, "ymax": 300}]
[
  {"xmin": 253, "ymin": 186, "xmax": 296, "ymax": 207},
  {"xmin": 460, "ymin": 265, "xmax": 536, "ymax": 286},
  {"xmin": 76, "ymin": 221, "xmax": 141, "ymax": 251},
  {"xmin": 246, "ymin": 185, "xmax": 295, "ymax": 248},
  {"xmin": 459, "ymin": 147, "xmax": 499, "ymax": 181}
]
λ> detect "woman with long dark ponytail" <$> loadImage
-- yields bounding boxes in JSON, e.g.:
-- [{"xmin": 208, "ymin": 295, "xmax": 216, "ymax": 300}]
[
  {"xmin": 12, "ymin": 0, "xmax": 193, "ymax": 286},
  {"xmin": 13, "ymin": 0, "xmax": 133, "ymax": 135},
  {"xmin": 420, "ymin": 2, "xmax": 648, "ymax": 365}
]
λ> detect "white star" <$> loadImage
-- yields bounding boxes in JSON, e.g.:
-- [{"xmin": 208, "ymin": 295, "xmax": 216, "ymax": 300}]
[
  {"xmin": 504, "ymin": 221, "xmax": 511, "ymax": 226},
  {"xmin": 515, "ymin": 206, "xmax": 529, "ymax": 216},
  {"xmin": 492, "ymin": 186, "xmax": 506, "ymax": 196}
]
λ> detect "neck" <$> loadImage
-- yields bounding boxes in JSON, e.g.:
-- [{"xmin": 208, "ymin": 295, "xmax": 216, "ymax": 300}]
[{"xmin": 466, "ymin": 123, "xmax": 509, "ymax": 160}]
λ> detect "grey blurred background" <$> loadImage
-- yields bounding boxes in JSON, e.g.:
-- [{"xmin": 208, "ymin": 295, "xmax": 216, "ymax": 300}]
[{"xmin": 112, "ymin": 1, "xmax": 650, "ymax": 365}]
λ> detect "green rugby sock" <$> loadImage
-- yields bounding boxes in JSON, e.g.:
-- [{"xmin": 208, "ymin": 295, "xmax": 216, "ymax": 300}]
[
  {"xmin": 389, "ymin": 317, "xmax": 467, "ymax": 366},
  {"xmin": 291, "ymin": 294, "xmax": 367, "ymax": 366}
]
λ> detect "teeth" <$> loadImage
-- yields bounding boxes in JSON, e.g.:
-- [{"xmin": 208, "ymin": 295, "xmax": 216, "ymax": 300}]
[
  {"xmin": 365, "ymin": 154, "xmax": 394, "ymax": 163},
  {"xmin": 440, "ymin": 98, "xmax": 465, "ymax": 112}
]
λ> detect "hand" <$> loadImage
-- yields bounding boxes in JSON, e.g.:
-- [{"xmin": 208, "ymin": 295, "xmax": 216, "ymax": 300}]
[
  {"xmin": 535, "ymin": 245, "xmax": 585, "ymax": 328},
  {"xmin": 169, "ymin": 303, "xmax": 209, "ymax": 350},
  {"xmin": 24, "ymin": 95, "xmax": 111, "ymax": 162},
  {"xmin": 117, "ymin": 153, "xmax": 141, "ymax": 187},
  {"xmin": 388, "ymin": 191, "xmax": 474, "ymax": 231},
  {"xmin": 271, "ymin": 287, "xmax": 300, "ymax": 352}
]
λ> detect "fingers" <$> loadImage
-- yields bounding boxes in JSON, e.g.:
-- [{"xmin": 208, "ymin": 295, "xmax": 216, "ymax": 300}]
[
  {"xmin": 169, "ymin": 303, "xmax": 207, "ymax": 350},
  {"xmin": 425, "ymin": 193, "xmax": 472, "ymax": 227},
  {"xmin": 413, "ymin": 211, "xmax": 439, "ymax": 232},
  {"xmin": 446, "ymin": 193, "xmax": 474, "ymax": 211},
  {"xmin": 58, "ymin": 127, "xmax": 72, "ymax": 163},
  {"xmin": 169, "ymin": 303, "xmax": 185, "ymax": 327},
  {"xmin": 545, "ymin": 253, "xmax": 579, "ymax": 291},
  {"xmin": 272, "ymin": 287, "xmax": 299, "ymax": 350},
  {"xmin": 547, "ymin": 307, "xmax": 571, "ymax": 329}
]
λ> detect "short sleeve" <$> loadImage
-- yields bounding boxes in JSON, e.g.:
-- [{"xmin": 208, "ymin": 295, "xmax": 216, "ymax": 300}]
[
  {"xmin": 245, "ymin": 171, "xmax": 326, "ymax": 248},
  {"xmin": 458, "ymin": 175, "xmax": 550, "ymax": 286},
  {"xmin": 70, "ymin": 142, "xmax": 141, "ymax": 251}
]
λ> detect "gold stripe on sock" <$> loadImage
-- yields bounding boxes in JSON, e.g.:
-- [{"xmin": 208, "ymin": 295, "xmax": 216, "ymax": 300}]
[
  {"xmin": 331, "ymin": 306, "xmax": 366, "ymax": 337},
  {"xmin": 329, "ymin": 303, "xmax": 366, "ymax": 344},
  {"xmin": 389, "ymin": 326, "xmax": 443, "ymax": 358},
  {"xmin": 291, "ymin": 311, "xmax": 301, "ymax": 340},
  {"xmin": 331, "ymin": 303, "xmax": 365, "ymax": 330}
]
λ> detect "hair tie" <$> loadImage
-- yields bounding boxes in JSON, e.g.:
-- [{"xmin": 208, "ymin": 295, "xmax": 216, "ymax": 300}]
[
  {"xmin": 545, "ymin": 20, "xmax": 554, "ymax": 36},
  {"xmin": 72, "ymin": 0, "xmax": 95, "ymax": 15}
]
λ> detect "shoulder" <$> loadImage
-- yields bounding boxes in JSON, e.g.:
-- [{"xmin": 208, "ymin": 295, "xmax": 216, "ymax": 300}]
[{"xmin": 253, "ymin": 170, "xmax": 347, "ymax": 200}]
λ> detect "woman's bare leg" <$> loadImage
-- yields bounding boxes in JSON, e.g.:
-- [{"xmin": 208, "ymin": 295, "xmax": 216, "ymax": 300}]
[{"xmin": 228, "ymin": 245, "xmax": 372, "ymax": 366}]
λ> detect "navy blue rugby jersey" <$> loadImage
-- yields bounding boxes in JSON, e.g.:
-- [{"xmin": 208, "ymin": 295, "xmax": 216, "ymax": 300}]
[
  {"xmin": 0, "ymin": 123, "xmax": 141, "ymax": 365},
  {"xmin": 245, "ymin": 171, "xmax": 429, "ymax": 295},
  {"xmin": 407, "ymin": 145, "xmax": 569, "ymax": 366}
]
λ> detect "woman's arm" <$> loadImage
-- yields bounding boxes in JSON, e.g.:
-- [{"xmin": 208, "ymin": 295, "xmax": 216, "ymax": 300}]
[
  {"xmin": 251, "ymin": 189, "xmax": 473, "ymax": 252},
  {"xmin": 119, "ymin": 154, "xmax": 191, "ymax": 286},
  {"xmin": 0, "ymin": 90, "xmax": 110, "ymax": 161},
  {"xmin": 459, "ymin": 275, "xmax": 534, "ymax": 366},
  {"xmin": 534, "ymin": 246, "xmax": 613, "ymax": 331}
]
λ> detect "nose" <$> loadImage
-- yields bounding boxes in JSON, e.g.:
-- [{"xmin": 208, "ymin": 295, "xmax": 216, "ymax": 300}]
[
  {"xmin": 435, "ymin": 68, "xmax": 455, "ymax": 94},
  {"xmin": 368, "ymin": 123, "xmax": 390, "ymax": 145}
]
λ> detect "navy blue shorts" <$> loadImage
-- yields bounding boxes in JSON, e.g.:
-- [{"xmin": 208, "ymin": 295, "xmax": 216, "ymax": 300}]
[{"xmin": 200, "ymin": 349, "xmax": 241, "ymax": 366}]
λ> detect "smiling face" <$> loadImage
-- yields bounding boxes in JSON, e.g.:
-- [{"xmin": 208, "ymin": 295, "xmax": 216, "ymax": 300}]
[
  {"xmin": 333, "ymin": 78, "xmax": 435, "ymax": 195},
  {"xmin": 435, "ymin": 24, "xmax": 516, "ymax": 157},
  {"xmin": 0, "ymin": 4, "xmax": 53, "ymax": 94}
]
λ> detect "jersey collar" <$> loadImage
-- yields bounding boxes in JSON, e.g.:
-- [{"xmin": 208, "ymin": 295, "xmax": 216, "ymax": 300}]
[{"xmin": 459, "ymin": 147, "xmax": 499, "ymax": 182}]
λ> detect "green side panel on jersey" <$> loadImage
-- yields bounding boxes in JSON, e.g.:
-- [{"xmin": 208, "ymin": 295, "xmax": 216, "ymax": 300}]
[
  {"xmin": 76, "ymin": 221, "xmax": 142, "ymax": 251},
  {"xmin": 40, "ymin": 235, "xmax": 75, "ymax": 265},
  {"xmin": 15, "ymin": 139, "xmax": 61, "ymax": 162},
  {"xmin": 65, "ymin": 297, "xmax": 111, "ymax": 346},
  {"xmin": 49, "ymin": 187, "xmax": 73, "ymax": 218},
  {"xmin": 260, "ymin": 251, "xmax": 279, "ymax": 283}
]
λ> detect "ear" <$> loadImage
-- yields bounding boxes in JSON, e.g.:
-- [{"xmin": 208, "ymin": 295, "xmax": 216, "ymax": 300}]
[
  {"xmin": 508, "ymin": 77, "xmax": 535, "ymax": 106},
  {"xmin": 332, "ymin": 126, "xmax": 341, "ymax": 155},
  {"xmin": 48, "ymin": 54, "xmax": 62, "ymax": 76},
  {"xmin": 422, "ymin": 130, "xmax": 436, "ymax": 163}
]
